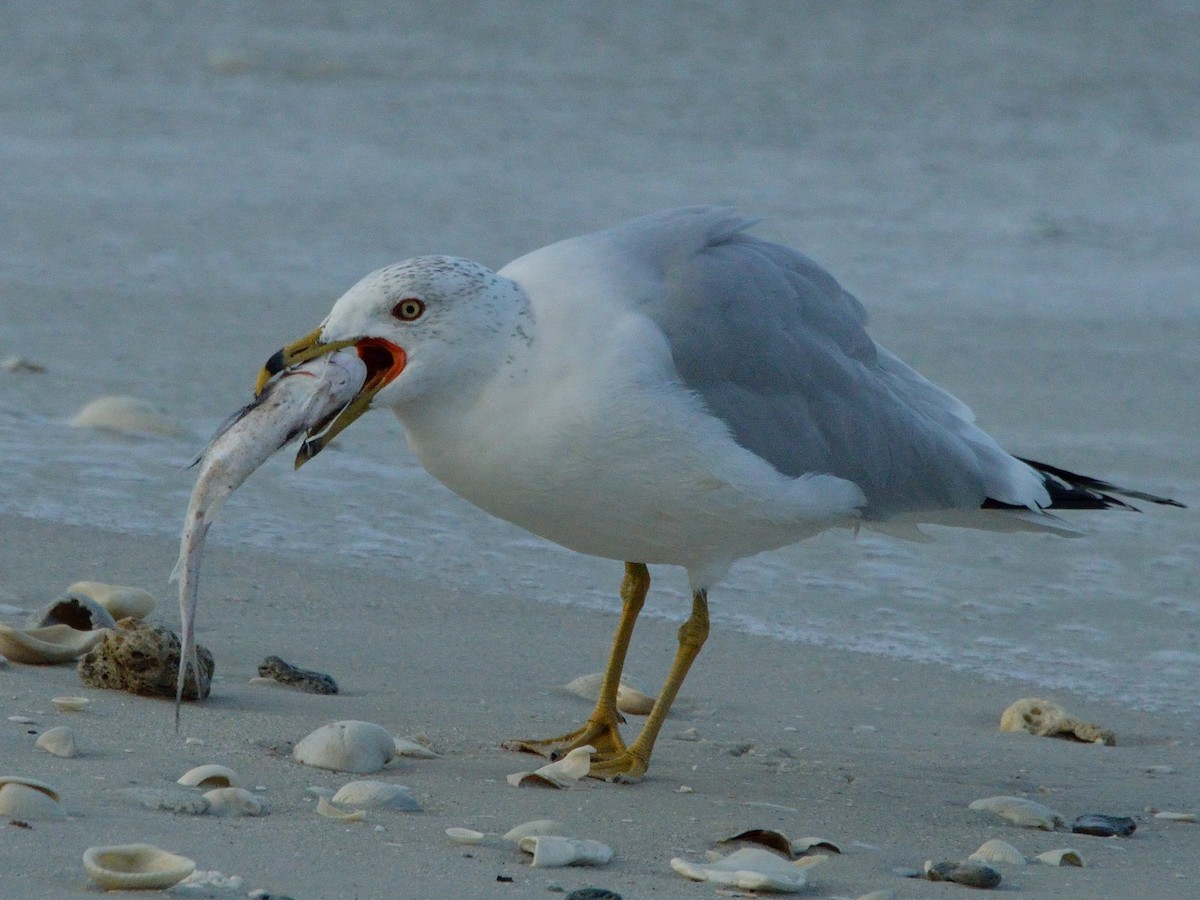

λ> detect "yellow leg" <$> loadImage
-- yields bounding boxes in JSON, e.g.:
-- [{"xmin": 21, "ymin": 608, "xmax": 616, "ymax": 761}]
[
  {"xmin": 502, "ymin": 562, "xmax": 649, "ymax": 760},
  {"xmin": 589, "ymin": 588, "xmax": 710, "ymax": 783}
]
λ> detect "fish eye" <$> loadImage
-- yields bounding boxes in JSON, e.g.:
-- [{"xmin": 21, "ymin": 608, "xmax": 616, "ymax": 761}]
[{"xmin": 392, "ymin": 298, "xmax": 425, "ymax": 321}]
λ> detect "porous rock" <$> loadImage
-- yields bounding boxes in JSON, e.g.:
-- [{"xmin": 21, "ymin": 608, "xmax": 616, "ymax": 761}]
[{"xmin": 78, "ymin": 619, "xmax": 213, "ymax": 700}]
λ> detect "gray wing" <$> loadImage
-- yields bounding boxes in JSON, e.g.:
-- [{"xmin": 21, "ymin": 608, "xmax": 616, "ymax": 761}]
[{"xmin": 617, "ymin": 208, "xmax": 1037, "ymax": 518}]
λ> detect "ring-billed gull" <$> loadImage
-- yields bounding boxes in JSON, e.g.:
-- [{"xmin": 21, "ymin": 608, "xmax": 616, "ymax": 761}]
[{"xmin": 256, "ymin": 207, "xmax": 1182, "ymax": 781}]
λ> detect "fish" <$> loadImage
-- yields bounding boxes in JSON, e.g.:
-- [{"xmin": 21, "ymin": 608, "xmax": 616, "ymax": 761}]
[{"xmin": 171, "ymin": 349, "xmax": 368, "ymax": 725}]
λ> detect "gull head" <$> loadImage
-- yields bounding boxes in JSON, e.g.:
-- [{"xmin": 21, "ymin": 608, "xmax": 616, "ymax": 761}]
[{"xmin": 256, "ymin": 255, "xmax": 525, "ymax": 466}]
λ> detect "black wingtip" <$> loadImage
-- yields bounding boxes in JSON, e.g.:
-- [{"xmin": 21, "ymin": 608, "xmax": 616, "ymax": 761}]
[{"xmin": 991, "ymin": 457, "xmax": 1187, "ymax": 512}]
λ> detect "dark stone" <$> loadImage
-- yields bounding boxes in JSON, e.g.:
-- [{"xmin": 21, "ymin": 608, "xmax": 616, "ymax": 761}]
[
  {"xmin": 1072, "ymin": 814, "xmax": 1137, "ymax": 837},
  {"xmin": 565, "ymin": 890, "xmax": 623, "ymax": 900},
  {"xmin": 257, "ymin": 655, "xmax": 338, "ymax": 694}
]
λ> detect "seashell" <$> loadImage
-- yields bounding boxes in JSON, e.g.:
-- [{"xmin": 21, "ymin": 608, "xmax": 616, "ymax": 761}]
[
  {"xmin": 35, "ymin": 726, "xmax": 78, "ymax": 758},
  {"xmin": 2, "ymin": 355, "xmax": 47, "ymax": 373},
  {"xmin": 393, "ymin": 736, "xmax": 439, "ymax": 758},
  {"xmin": 315, "ymin": 795, "xmax": 367, "ymax": 822},
  {"xmin": 51, "ymin": 696, "xmax": 92, "ymax": 712},
  {"xmin": 331, "ymin": 780, "xmax": 421, "ymax": 812},
  {"xmin": 503, "ymin": 819, "xmax": 569, "ymax": 842},
  {"xmin": 1034, "ymin": 848, "xmax": 1083, "ymax": 867},
  {"xmin": 0, "ymin": 622, "xmax": 108, "ymax": 664},
  {"xmin": 177, "ymin": 764, "xmax": 242, "ymax": 789},
  {"xmin": 968, "ymin": 838, "xmax": 1025, "ymax": 866},
  {"xmin": 68, "ymin": 581, "xmax": 157, "ymax": 620},
  {"xmin": 82, "ymin": 843, "xmax": 196, "ymax": 890},
  {"xmin": 792, "ymin": 836, "xmax": 842, "ymax": 855},
  {"xmin": 717, "ymin": 828, "xmax": 794, "ymax": 858},
  {"xmin": 968, "ymin": 796, "xmax": 1065, "ymax": 830},
  {"xmin": 925, "ymin": 860, "xmax": 1002, "ymax": 888},
  {"xmin": 1071, "ymin": 813, "xmax": 1136, "ymax": 837},
  {"xmin": 28, "ymin": 593, "xmax": 116, "ymax": 630},
  {"xmin": 77, "ymin": 619, "xmax": 213, "ymax": 700},
  {"xmin": 999, "ymin": 698, "xmax": 1115, "ymax": 746},
  {"xmin": 69, "ymin": 395, "xmax": 189, "ymax": 437},
  {"xmin": 0, "ymin": 776, "xmax": 67, "ymax": 820},
  {"xmin": 507, "ymin": 745, "xmax": 594, "ymax": 788},
  {"xmin": 124, "ymin": 787, "xmax": 211, "ymax": 815},
  {"xmin": 202, "ymin": 787, "xmax": 268, "ymax": 817},
  {"xmin": 517, "ymin": 835, "xmax": 614, "ymax": 868},
  {"xmin": 563, "ymin": 672, "xmax": 656, "ymax": 715},
  {"xmin": 446, "ymin": 827, "xmax": 491, "ymax": 845},
  {"xmin": 257, "ymin": 655, "xmax": 338, "ymax": 694},
  {"xmin": 293, "ymin": 720, "xmax": 397, "ymax": 773},
  {"xmin": 670, "ymin": 847, "xmax": 809, "ymax": 892},
  {"xmin": 1153, "ymin": 811, "xmax": 1197, "ymax": 822}
]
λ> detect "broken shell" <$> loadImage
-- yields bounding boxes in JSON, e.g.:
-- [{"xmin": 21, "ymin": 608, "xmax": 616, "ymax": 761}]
[
  {"xmin": 1035, "ymin": 848, "xmax": 1083, "ymax": 867},
  {"xmin": 293, "ymin": 720, "xmax": 397, "ymax": 773},
  {"xmin": 0, "ymin": 777, "xmax": 67, "ymax": 820},
  {"xmin": 1071, "ymin": 813, "xmax": 1136, "ymax": 837},
  {"xmin": 518, "ymin": 835, "xmax": 614, "ymax": 868},
  {"xmin": 563, "ymin": 672, "xmax": 657, "ymax": 715},
  {"xmin": 0, "ymin": 623, "xmax": 108, "ymax": 664},
  {"xmin": 503, "ymin": 819, "xmax": 569, "ymax": 842},
  {"xmin": 1153, "ymin": 811, "xmax": 1197, "ymax": 822},
  {"xmin": 717, "ymin": 828, "xmax": 794, "ymax": 858},
  {"xmin": 792, "ymin": 836, "xmax": 842, "ymax": 855},
  {"xmin": 446, "ymin": 827, "xmax": 492, "ymax": 845},
  {"xmin": 315, "ymin": 795, "xmax": 367, "ymax": 822},
  {"xmin": 68, "ymin": 581, "xmax": 157, "ymax": 620},
  {"xmin": 968, "ymin": 838, "xmax": 1025, "ymax": 866},
  {"xmin": 968, "ymin": 796, "xmax": 1065, "ymax": 830},
  {"xmin": 999, "ymin": 698, "xmax": 1115, "ymax": 746},
  {"xmin": 28, "ymin": 593, "xmax": 116, "ymax": 630},
  {"xmin": 508, "ymin": 745, "xmax": 595, "ymax": 788},
  {"xmin": 177, "ymin": 764, "xmax": 242, "ymax": 789},
  {"xmin": 925, "ymin": 860, "xmax": 1002, "ymax": 888},
  {"xmin": 331, "ymin": 780, "xmax": 421, "ymax": 811},
  {"xmin": 670, "ymin": 847, "xmax": 809, "ymax": 893},
  {"xmin": 202, "ymin": 787, "xmax": 268, "ymax": 817},
  {"xmin": 51, "ymin": 696, "xmax": 92, "ymax": 712},
  {"xmin": 35, "ymin": 726, "xmax": 78, "ymax": 758},
  {"xmin": 393, "ymin": 736, "xmax": 439, "ymax": 759},
  {"xmin": 70, "ymin": 395, "xmax": 189, "ymax": 437},
  {"xmin": 82, "ymin": 844, "xmax": 196, "ymax": 890},
  {"xmin": 125, "ymin": 787, "xmax": 211, "ymax": 815}
]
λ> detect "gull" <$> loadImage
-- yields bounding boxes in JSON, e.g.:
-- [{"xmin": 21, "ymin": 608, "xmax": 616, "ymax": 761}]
[{"xmin": 256, "ymin": 207, "xmax": 1181, "ymax": 781}]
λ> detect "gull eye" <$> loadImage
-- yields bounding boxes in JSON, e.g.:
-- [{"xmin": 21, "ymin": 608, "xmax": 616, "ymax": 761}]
[{"xmin": 392, "ymin": 298, "xmax": 425, "ymax": 321}]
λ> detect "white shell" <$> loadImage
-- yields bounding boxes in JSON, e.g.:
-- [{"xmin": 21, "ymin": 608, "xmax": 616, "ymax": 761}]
[
  {"xmin": 35, "ymin": 726, "xmax": 78, "ymax": 758},
  {"xmin": 671, "ymin": 848, "xmax": 809, "ymax": 892},
  {"xmin": 563, "ymin": 672, "xmax": 657, "ymax": 715},
  {"xmin": 125, "ymin": 787, "xmax": 211, "ymax": 815},
  {"xmin": 294, "ymin": 720, "xmax": 396, "ymax": 773},
  {"xmin": 968, "ymin": 838, "xmax": 1026, "ymax": 866},
  {"xmin": 0, "ymin": 777, "xmax": 67, "ymax": 820},
  {"xmin": 315, "ymin": 795, "xmax": 367, "ymax": 822},
  {"xmin": 518, "ymin": 835, "xmax": 614, "ymax": 868},
  {"xmin": 0, "ymin": 623, "xmax": 108, "ymax": 664},
  {"xmin": 1034, "ymin": 848, "xmax": 1083, "ymax": 867},
  {"xmin": 50, "ymin": 696, "xmax": 92, "ymax": 712},
  {"xmin": 393, "ymin": 736, "xmax": 439, "ymax": 758},
  {"xmin": 446, "ymin": 827, "xmax": 490, "ymax": 845},
  {"xmin": 177, "ymin": 764, "xmax": 242, "ymax": 789},
  {"xmin": 503, "ymin": 819, "xmax": 568, "ymax": 842},
  {"xmin": 1153, "ymin": 811, "xmax": 1198, "ymax": 822},
  {"xmin": 202, "ymin": 787, "xmax": 267, "ymax": 817},
  {"xmin": 507, "ymin": 745, "xmax": 594, "ymax": 788},
  {"xmin": 331, "ymin": 780, "xmax": 421, "ymax": 811},
  {"xmin": 968, "ymin": 796, "xmax": 1065, "ymax": 830},
  {"xmin": 82, "ymin": 844, "xmax": 196, "ymax": 890},
  {"xmin": 68, "ymin": 581, "xmax": 157, "ymax": 620},
  {"xmin": 69, "ymin": 395, "xmax": 189, "ymax": 437}
]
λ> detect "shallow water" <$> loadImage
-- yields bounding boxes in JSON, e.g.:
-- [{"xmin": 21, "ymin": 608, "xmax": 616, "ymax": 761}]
[{"xmin": 2, "ymin": 4, "xmax": 1196, "ymax": 718}]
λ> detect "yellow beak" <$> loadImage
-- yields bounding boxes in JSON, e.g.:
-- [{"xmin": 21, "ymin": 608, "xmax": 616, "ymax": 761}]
[{"xmin": 256, "ymin": 328, "xmax": 406, "ymax": 468}]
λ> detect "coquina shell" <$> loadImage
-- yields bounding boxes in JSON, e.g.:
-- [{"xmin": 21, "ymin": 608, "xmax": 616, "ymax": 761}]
[
  {"xmin": 82, "ymin": 844, "xmax": 195, "ymax": 890},
  {"xmin": 177, "ymin": 764, "xmax": 241, "ymax": 789},
  {"xmin": 68, "ymin": 581, "xmax": 157, "ymax": 620},
  {"xmin": 0, "ymin": 776, "xmax": 67, "ymax": 820},
  {"xmin": 293, "ymin": 720, "xmax": 396, "ymax": 773},
  {"xmin": 968, "ymin": 838, "xmax": 1026, "ymax": 865}
]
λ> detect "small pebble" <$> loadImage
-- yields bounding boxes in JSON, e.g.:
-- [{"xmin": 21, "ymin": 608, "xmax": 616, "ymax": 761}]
[
  {"xmin": 257, "ymin": 656, "xmax": 338, "ymax": 694},
  {"xmin": 925, "ymin": 860, "xmax": 1002, "ymax": 889},
  {"xmin": 1071, "ymin": 814, "xmax": 1136, "ymax": 837},
  {"xmin": 565, "ymin": 889, "xmax": 622, "ymax": 900}
]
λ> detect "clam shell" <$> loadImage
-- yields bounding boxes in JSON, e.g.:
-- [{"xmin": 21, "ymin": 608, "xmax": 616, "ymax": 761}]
[
  {"xmin": 177, "ymin": 764, "xmax": 242, "ymax": 789},
  {"xmin": 446, "ymin": 827, "xmax": 490, "ymax": 845},
  {"xmin": 28, "ymin": 593, "xmax": 116, "ymax": 630},
  {"xmin": 82, "ymin": 844, "xmax": 195, "ymax": 890},
  {"xmin": 968, "ymin": 795, "xmax": 1065, "ymax": 830},
  {"xmin": 68, "ymin": 581, "xmax": 157, "ymax": 620},
  {"xmin": 502, "ymin": 819, "xmax": 569, "ymax": 842},
  {"xmin": 330, "ymin": 780, "xmax": 421, "ymax": 811},
  {"xmin": 670, "ymin": 847, "xmax": 809, "ymax": 892},
  {"xmin": 517, "ymin": 835, "xmax": 614, "ymax": 868},
  {"xmin": 70, "ymin": 395, "xmax": 189, "ymax": 437},
  {"xmin": 294, "ymin": 720, "xmax": 397, "ymax": 774},
  {"xmin": 1034, "ymin": 848, "xmax": 1083, "ymax": 867},
  {"xmin": 50, "ymin": 696, "xmax": 92, "ymax": 712},
  {"xmin": 393, "ymin": 736, "xmax": 439, "ymax": 759},
  {"xmin": 202, "ymin": 787, "xmax": 267, "ymax": 817},
  {"xmin": 507, "ymin": 745, "xmax": 594, "ymax": 788},
  {"xmin": 35, "ymin": 726, "xmax": 78, "ymax": 759},
  {"xmin": 0, "ymin": 777, "xmax": 67, "ymax": 820},
  {"xmin": 315, "ymin": 795, "xmax": 367, "ymax": 822},
  {"xmin": 563, "ymin": 672, "xmax": 656, "ymax": 715},
  {"xmin": 968, "ymin": 838, "xmax": 1026, "ymax": 866},
  {"xmin": 0, "ymin": 623, "xmax": 108, "ymax": 664}
]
